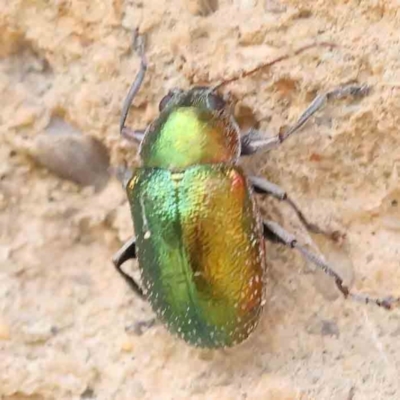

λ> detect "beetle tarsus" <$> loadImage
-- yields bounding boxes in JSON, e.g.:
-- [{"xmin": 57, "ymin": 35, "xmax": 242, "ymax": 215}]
[
  {"xmin": 240, "ymin": 129, "xmax": 279, "ymax": 155},
  {"xmin": 121, "ymin": 127, "xmax": 146, "ymax": 143},
  {"xmin": 132, "ymin": 28, "xmax": 147, "ymax": 61},
  {"xmin": 120, "ymin": 30, "xmax": 148, "ymax": 135},
  {"xmin": 263, "ymin": 219, "xmax": 400, "ymax": 311},
  {"xmin": 279, "ymin": 84, "xmax": 371, "ymax": 143},
  {"xmin": 113, "ymin": 236, "xmax": 145, "ymax": 299}
]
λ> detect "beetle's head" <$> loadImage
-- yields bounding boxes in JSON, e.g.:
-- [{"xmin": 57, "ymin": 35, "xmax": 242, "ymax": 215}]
[
  {"xmin": 158, "ymin": 87, "xmax": 228, "ymax": 113},
  {"xmin": 139, "ymin": 86, "xmax": 240, "ymax": 169}
]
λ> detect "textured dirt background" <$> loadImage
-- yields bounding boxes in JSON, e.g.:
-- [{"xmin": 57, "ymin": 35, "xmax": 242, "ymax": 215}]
[{"xmin": 1, "ymin": 1, "xmax": 400, "ymax": 399}]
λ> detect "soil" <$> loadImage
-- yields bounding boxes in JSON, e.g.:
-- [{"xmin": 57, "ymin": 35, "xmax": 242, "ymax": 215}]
[{"xmin": 1, "ymin": 1, "xmax": 400, "ymax": 399}]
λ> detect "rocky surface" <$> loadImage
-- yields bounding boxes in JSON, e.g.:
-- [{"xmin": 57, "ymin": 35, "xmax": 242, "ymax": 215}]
[{"xmin": 1, "ymin": 1, "xmax": 400, "ymax": 399}]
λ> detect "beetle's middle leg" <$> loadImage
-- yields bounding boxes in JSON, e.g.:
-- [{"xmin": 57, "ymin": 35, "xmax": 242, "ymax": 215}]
[
  {"xmin": 262, "ymin": 219, "xmax": 400, "ymax": 310},
  {"xmin": 249, "ymin": 176, "xmax": 337, "ymax": 238},
  {"xmin": 112, "ymin": 236, "xmax": 145, "ymax": 299},
  {"xmin": 240, "ymin": 84, "xmax": 370, "ymax": 155}
]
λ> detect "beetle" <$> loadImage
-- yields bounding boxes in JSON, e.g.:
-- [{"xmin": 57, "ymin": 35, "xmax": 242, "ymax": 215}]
[{"xmin": 113, "ymin": 33, "xmax": 400, "ymax": 348}]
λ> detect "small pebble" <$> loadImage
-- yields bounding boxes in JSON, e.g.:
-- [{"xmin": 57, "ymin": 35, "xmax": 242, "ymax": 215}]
[
  {"xmin": 20, "ymin": 321, "xmax": 54, "ymax": 344},
  {"xmin": 236, "ymin": 0, "xmax": 257, "ymax": 9},
  {"xmin": 120, "ymin": 336, "xmax": 134, "ymax": 352},
  {"xmin": 29, "ymin": 118, "xmax": 110, "ymax": 191},
  {"xmin": 9, "ymin": 106, "xmax": 41, "ymax": 128},
  {"xmin": 185, "ymin": 0, "xmax": 218, "ymax": 16},
  {"xmin": 0, "ymin": 320, "xmax": 11, "ymax": 340},
  {"xmin": 306, "ymin": 317, "xmax": 340, "ymax": 337},
  {"xmin": 0, "ymin": 245, "xmax": 10, "ymax": 262},
  {"xmin": 264, "ymin": 0, "xmax": 286, "ymax": 13}
]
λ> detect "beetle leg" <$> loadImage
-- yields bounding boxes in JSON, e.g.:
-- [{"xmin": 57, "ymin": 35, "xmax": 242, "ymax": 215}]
[
  {"xmin": 120, "ymin": 29, "xmax": 148, "ymax": 136},
  {"xmin": 250, "ymin": 176, "xmax": 336, "ymax": 238},
  {"xmin": 241, "ymin": 129, "xmax": 278, "ymax": 155},
  {"xmin": 278, "ymin": 84, "xmax": 370, "ymax": 144},
  {"xmin": 262, "ymin": 220, "xmax": 400, "ymax": 310},
  {"xmin": 121, "ymin": 128, "xmax": 146, "ymax": 144},
  {"xmin": 240, "ymin": 84, "xmax": 370, "ymax": 155},
  {"xmin": 112, "ymin": 236, "xmax": 145, "ymax": 299}
]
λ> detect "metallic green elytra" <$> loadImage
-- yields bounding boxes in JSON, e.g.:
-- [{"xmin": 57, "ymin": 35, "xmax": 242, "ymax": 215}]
[{"xmin": 127, "ymin": 89, "xmax": 265, "ymax": 348}]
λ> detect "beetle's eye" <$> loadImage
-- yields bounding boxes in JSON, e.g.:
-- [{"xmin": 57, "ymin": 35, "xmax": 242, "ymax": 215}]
[
  {"xmin": 207, "ymin": 93, "xmax": 226, "ymax": 111},
  {"xmin": 159, "ymin": 91, "xmax": 175, "ymax": 111}
]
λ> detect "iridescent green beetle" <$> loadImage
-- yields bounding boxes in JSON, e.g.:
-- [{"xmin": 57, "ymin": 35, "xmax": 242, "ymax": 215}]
[{"xmin": 113, "ymin": 34, "xmax": 400, "ymax": 348}]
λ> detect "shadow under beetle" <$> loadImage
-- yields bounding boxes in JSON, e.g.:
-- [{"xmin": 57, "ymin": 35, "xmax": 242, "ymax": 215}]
[{"xmin": 113, "ymin": 33, "xmax": 400, "ymax": 348}]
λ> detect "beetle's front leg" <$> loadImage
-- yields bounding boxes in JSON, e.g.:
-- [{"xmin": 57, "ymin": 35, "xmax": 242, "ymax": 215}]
[
  {"xmin": 241, "ymin": 84, "xmax": 370, "ymax": 155},
  {"xmin": 121, "ymin": 128, "xmax": 145, "ymax": 144},
  {"xmin": 120, "ymin": 30, "xmax": 148, "ymax": 138},
  {"xmin": 262, "ymin": 220, "xmax": 400, "ymax": 310},
  {"xmin": 112, "ymin": 236, "xmax": 145, "ymax": 299},
  {"xmin": 250, "ymin": 176, "xmax": 337, "ymax": 238}
]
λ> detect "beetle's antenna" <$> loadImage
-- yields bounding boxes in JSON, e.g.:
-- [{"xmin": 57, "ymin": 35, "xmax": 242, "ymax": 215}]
[{"xmin": 212, "ymin": 42, "xmax": 337, "ymax": 92}]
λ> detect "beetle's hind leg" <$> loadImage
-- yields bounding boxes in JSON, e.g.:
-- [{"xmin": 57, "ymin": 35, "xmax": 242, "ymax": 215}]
[
  {"xmin": 262, "ymin": 220, "xmax": 400, "ymax": 310},
  {"xmin": 240, "ymin": 84, "xmax": 370, "ymax": 155},
  {"xmin": 113, "ymin": 236, "xmax": 145, "ymax": 299},
  {"xmin": 120, "ymin": 29, "xmax": 148, "ymax": 139},
  {"xmin": 250, "ymin": 176, "xmax": 337, "ymax": 239}
]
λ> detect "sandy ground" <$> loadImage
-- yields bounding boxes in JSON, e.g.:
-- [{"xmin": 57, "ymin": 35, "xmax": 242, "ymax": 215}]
[{"xmin": 1, "ymin": 1, "xmax": 400, "ymax": 399}]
